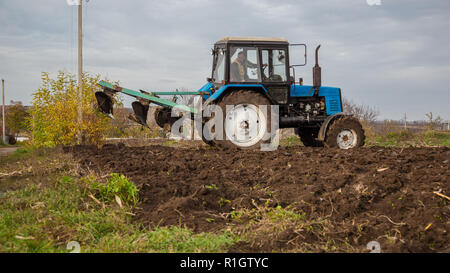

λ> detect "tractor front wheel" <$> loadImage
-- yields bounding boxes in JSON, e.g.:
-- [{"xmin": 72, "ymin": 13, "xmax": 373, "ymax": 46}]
[{"xmin": 324, "ymin": 116, "xmax": 365, "ymax": 149}]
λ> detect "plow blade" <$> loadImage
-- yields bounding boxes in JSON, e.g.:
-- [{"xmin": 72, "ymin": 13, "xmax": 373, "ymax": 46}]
[
  {"xmin": 131, "ymin": 101, "xmax": 149, "ymax": 127},
  {"xmin": 95, "ymin": 91, "xmax": 114, "ymax": 116},
  {"xmin": 153, "ymin": 106, "xmax": 179, "ymax": 129}
]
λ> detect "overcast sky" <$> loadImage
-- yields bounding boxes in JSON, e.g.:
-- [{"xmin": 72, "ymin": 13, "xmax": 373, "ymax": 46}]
[{"xmin": 0, "ymin": 0, "xmax": 449, "ymax": 120}]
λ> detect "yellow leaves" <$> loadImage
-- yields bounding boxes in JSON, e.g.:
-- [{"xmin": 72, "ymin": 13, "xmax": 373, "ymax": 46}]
[{"xmin": 30, "ymin": 71, "xmax": 110, "ymax": 147}]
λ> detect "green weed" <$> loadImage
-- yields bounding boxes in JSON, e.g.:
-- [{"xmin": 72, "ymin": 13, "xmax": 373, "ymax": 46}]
[
  {"xmin": 205, "ymin": 184, "xmax": 218, "ymax": 190},
  {"xmin": 87, "ymin": 173, "xmax": 139, "ymax": 206}
]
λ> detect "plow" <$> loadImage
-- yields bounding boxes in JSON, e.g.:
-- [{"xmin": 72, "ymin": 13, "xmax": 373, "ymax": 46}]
[
  {"xmin": 95, "ymin": 37, "xmax": 365, "ymax": 149},
  {"xmin": 95, "ymin": 81, "xmax": 201, "ymax": 128}
]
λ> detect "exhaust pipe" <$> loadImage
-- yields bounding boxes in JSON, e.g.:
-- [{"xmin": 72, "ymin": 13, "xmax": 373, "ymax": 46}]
[{"xmin": 312, "ymin": 45, "xmax": 321, "ymax": 95}]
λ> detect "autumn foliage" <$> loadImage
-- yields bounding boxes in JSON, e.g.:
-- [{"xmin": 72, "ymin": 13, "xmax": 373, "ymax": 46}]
[{"xmin": 28, "ymin": 71, "xmax": 110, "ymax": 147}]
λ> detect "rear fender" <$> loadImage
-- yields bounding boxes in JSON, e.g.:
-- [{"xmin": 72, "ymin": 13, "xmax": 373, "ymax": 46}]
[
  {"xmin": 207, "ymin": 84, "xmax": 274, "ymax": 104},
  {"xmin": 317, "ymin": 113, "xmax": 346, "ymax": 141}
]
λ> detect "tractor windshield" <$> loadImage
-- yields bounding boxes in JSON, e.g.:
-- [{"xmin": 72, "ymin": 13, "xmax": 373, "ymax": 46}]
[{"xmin": 229, "ymin": 47, "xmax": 260, "ymax": 83}]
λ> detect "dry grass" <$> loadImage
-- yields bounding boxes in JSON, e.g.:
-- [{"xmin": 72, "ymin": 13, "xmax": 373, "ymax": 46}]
[{"xmin": 228, "ymin": 200, "xmax": 358, "ymax": 253}]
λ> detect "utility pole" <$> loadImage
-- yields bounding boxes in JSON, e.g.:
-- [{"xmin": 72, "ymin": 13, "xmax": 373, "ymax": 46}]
[
  {"xmin": 77, "ymin": 0, "xmax": 83, "ymax": 144},
  {"xmin": 403, "ymin": 113, "xmax": 407, "ymax": 130},
  {"xmin": 2, "ymin": 79, "xmax": 5, "ymax": 144}
]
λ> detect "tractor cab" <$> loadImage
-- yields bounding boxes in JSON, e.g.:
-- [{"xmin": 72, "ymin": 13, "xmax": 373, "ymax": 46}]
[{"xmin": 211, "ymin": 37, "xmax": 292, "ymax": 104}]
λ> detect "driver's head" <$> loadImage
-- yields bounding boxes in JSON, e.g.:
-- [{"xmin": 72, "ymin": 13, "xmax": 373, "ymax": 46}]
[{"xmin": 237, "ymin": 51, "xmax": 246, "ymax": 63}]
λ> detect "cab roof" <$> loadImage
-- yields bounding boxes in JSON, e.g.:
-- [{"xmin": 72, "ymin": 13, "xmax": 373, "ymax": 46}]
[{"xmin": 215, "ymin": 36, "xmax": 289, "ymax": 45}]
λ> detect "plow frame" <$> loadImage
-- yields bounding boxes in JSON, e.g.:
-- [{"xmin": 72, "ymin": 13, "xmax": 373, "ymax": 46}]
[{"xmin": 97, "ymin": 81, "xmax": 205, "ymax": 114}]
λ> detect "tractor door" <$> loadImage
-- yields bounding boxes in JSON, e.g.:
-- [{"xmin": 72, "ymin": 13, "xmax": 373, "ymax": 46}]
[{"xmin": 260, "ymin": 48, "xmax": 290, "ymax": 104}]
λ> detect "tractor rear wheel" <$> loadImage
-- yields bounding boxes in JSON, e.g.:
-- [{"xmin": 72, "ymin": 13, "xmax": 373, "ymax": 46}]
[
  {"xmin": 294, "ymin": 128, "xmax": 324, "ymax": 147},
  {"xmin": 206, "ymin": 90, "xmax": 272, "ymax": 149},
  {"xmin": 324, "ymin": 116, "xmax": 365, "ymax": 149}
]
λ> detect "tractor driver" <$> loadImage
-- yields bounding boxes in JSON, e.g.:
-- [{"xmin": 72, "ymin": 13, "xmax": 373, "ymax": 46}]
[{"xmin": 231, "ymin": 51, "xmax": 267, "ymax": 82}]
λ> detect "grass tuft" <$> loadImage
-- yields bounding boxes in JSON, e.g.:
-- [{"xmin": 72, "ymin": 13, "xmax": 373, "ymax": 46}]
[{"xmin": 86, "ymin": 173, "xmax": 139, "ymax": 206}]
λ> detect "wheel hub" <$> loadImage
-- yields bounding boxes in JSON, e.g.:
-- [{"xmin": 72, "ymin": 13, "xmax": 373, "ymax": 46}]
[
  {"xmin": 240, "ymin": 120, "xmax": 249, "ymax": 129},
  {"xmin": 336, "ymin": 129, "xmax": 357, "ymax": 149},
  {"xmin": 225, "ymin": 104, "xmax": 266, "ymax": 147}
]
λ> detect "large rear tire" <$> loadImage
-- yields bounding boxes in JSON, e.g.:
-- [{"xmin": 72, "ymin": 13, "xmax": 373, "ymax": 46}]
[
  {"xmin": 205, "ymin": 90, "xmax": 272, "ymax": 149},
  {"xmin": 324, "ymin": 116, "xmax": 365, "ymax": 149}
]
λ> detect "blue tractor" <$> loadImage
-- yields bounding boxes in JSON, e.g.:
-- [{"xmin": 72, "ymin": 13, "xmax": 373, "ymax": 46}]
[{"xmin": 96, "ymin": 37, "xmax": 365, "ymax": 149}]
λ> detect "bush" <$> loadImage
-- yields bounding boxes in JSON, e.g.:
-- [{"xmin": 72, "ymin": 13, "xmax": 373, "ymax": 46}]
[
  {"xmin": 5, "ymin": 101, "xmax": 29, "ymax": 138},
  {"xmin": 88, "ymin": 173, "xmax": 139, "ymax": 206},
  {"xmin": 342, "ymin": 97, "xmax": 379, "ymax": 123},
  {"xmin": 28, "ymin": 71, "xmax": 111, "ymax": 147}
]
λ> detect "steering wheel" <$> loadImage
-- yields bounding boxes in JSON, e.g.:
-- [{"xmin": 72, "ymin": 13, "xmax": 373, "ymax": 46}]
[{"xmin": 269, "ymin": 74, "xmax": 282, "ymax": 81}]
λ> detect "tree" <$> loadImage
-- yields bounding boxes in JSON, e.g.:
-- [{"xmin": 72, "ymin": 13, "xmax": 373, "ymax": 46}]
[
  {"xmin": 342, "ymin": 98, "xmax": 379, "ymax": 123},
  {"xmin": 28, "ymin": 71, "xmax": 111, "ymax": 147},
  {"xmin": 5, "ymin": 101, "xmax": 29, "ymax": 137},
  {"xmin": 425, "ymin": 112, "xmax": 442, "ymax": 130}
]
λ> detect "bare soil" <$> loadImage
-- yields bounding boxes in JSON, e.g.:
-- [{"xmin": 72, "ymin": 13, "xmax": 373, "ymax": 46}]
[{"xmin": 66, "ymin": 143, "xmax": 449, "ymax": 252}]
